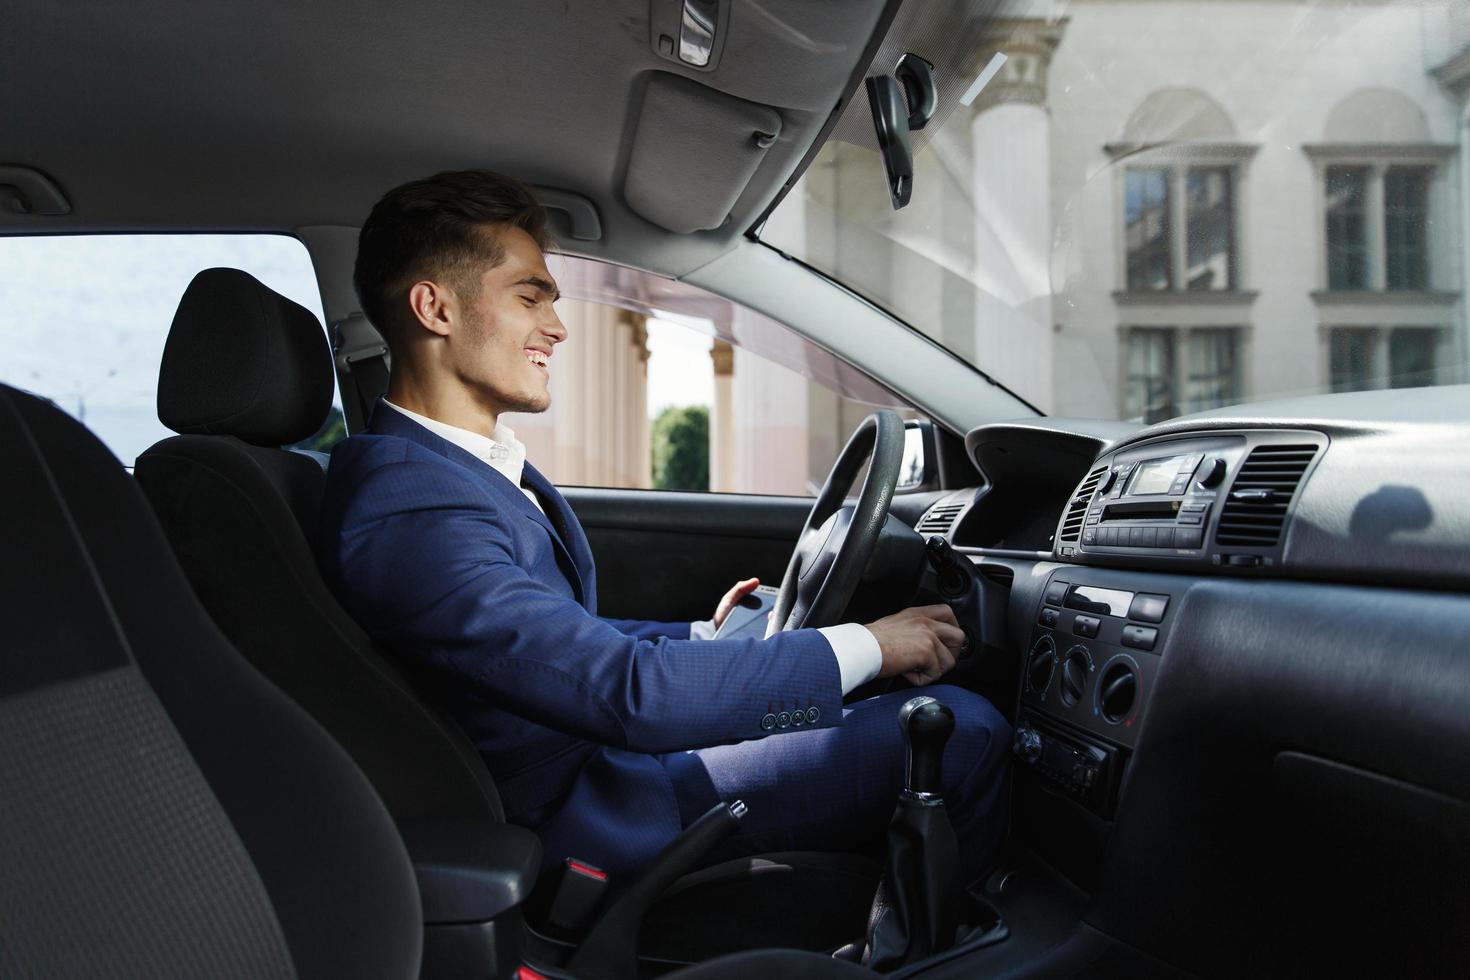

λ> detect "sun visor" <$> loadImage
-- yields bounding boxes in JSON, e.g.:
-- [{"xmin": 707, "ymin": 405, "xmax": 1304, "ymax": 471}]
[{"xmin": 624, "ymin": 73, "xmax": 782, "ymax": 234}]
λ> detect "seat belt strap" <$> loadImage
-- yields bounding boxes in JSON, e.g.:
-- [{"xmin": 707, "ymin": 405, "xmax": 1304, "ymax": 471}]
[{"xmin": 332, "ymin": 314, "xmax": 391, "ymax": 432}]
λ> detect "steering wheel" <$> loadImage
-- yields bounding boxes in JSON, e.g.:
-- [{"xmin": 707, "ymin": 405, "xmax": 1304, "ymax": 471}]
[{"xmin": 766, "ymin": 410, "xmax": 906, "ymax": 635}]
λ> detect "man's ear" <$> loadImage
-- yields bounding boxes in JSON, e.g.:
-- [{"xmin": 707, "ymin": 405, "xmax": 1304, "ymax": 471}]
[{"xmin": 407, "ymin": 280, "xmax": 455, "ymax": 338}]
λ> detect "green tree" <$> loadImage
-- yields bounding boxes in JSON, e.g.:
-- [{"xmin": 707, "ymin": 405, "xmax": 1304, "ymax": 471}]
[
  {"xmin": 651, "ymin": 405, "xmax": 709, "ymax": 492},
  {"xmin": 289, "ymin": 404, "xmax": 347, "ymax": 453}
]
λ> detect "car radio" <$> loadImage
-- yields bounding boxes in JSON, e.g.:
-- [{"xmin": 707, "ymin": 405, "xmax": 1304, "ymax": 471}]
[{"xmin": 1079, "ymin": 451, "xmax": 1221, "ymax": 553}]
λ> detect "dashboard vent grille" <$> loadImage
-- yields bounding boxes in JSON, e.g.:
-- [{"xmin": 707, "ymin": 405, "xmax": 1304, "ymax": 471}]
[
  {"xmin": 1214, "ymin": 444, "xmax": 1319, "ymax": 547},
  {"xmin": 917, "ymin": 502, "xmax": 966, "ymax": 537},
  {"xmin": 1059, "ymin": 466, "xmax": 1108, "ymax": 544}
]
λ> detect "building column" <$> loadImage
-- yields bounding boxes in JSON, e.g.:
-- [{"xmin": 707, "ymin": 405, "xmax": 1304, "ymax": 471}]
[
  {"xmin": 709, "ymin": 340, "xmax": 735, "ymax": 492},
  {"xmin": 968, "ymin": 18, "xmax": 1065, "ymax": 413}
]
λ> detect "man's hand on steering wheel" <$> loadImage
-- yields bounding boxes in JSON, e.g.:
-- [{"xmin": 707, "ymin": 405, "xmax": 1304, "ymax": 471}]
[{"xmin": 865, "ymin": 604, "xmax": 966, "ymax": 686}]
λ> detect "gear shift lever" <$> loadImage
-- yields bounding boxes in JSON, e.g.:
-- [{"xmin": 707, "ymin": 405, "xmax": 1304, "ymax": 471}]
[
  {"xmin": 900, "ymin": 695, "xmax": 953, "ymax": 796},
  {"xmin": 863, "ymin": 696, "xmax": 965, "ymax": 970}
]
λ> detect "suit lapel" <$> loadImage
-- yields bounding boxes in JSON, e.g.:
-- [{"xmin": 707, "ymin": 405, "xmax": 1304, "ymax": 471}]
[
  {"xmin": 367, "ymin": 402, "xmax": 589, "ymax": 606},
  {"xmin": 519, "ymin": 461, "xmax": 597, "ymax": 612}
]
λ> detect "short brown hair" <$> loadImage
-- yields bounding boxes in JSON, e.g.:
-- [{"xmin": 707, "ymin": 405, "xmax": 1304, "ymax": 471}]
[{"xmin": 353, "ymin": 170, "xmax": 552, "ymax": 349}]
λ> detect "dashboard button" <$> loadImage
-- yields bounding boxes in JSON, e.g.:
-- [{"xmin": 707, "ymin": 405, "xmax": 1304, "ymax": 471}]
[
  {"xmin": 1227, "ymin": 554, "xmax": 1262, "ymax": 567},
  {"xmin": 1178, "ymin": 512, "xmax": 1203, "ymax": 525},
  {"xmin": 1157, "ymin": 527, "xmax": 1176, "ymax": 548},
  {"xmin": 1129, "ymin": 593, "xmax": 1169, "ymax": 623},
  {"xmin": 1101, "ymin": 527, "xmax": 1117, "ymax": 546},
  {"xmin": 1082, "ymin": 527, "xmax": 1097, "ymax": 545},
  {"xmin": 1122, "ymin": 625, "xmax": 1158, "ymax": 651},
  {"xmin": 1128, "ymin": 527, "xmax": 1146, "ymax": 547},
  {"xmin": 1044, "ymin": 581, "xmax": 1068, "ymax": 605},
  {"xmin": 1039, "ymin": 607, "xmax": 1059, "ymax": 628},
  {"xmin": 1177, "ymin": 528, "xmax": 1203, "ymax": 549},
  {"xmin": 1073, "ymin": 615, "xmax": 1100, "ymax": 638}
]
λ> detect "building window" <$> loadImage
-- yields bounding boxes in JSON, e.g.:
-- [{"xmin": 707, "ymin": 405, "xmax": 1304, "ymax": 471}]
[
  {"xmin": 1124, "ymin": 327, "xmax": 1242, "ymax": 423},
  {"xmin": 1185, "ymin": 168, "xmax": 1235, "ymax": 290},
  {"xmin": 1387, "ymin": 328, "xmax": 1439, "ymax": 388},
  {"xmin": 1124, "ymin": 328, "xmax": 1176, "ymax": 421},
  {"xmin": 1124, "ymin": 166, "xmax": 1237, "ymax": 293},
  {"xmin": 1322, "ymin": 163, "xmax": 1437, "ymax": 292},
  {"xmin": 1327, "ymin": 326, "xmax": 1443, "ymax": 392},
  {"xmin": 1183, "ymin": 328, "xmax": 1240, "ymax": 412},
  {"xmin": 1325, "ymin": 166, "xmax": 1369, "ymax": 290},
  {"xmin": 1125, "ymin": 169, "xmax": 1172, "ymax": 291},
  {"xmin": 1384, "ymin": 167, "xmax": 1430, "ymax": 290},
  {"xmin": 1328, "ymin": 327, "xmax": 1376, "ymax": 392}
]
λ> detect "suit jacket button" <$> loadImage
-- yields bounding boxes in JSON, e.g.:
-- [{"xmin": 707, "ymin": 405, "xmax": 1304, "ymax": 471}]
[
  {"xmin": 761, "ymin": 713, "xmax": 777, "ymax": 731},
  {"xmin": 776, "ymin": 711, "xmax": 791, "ymax": 728},
  {"xmin": 806, "ymin": 707, "xmax": 820, "ymax": 725},
  {"xmin": 790, "ymin": 710, "xmax": 804, "ymax": 726}
]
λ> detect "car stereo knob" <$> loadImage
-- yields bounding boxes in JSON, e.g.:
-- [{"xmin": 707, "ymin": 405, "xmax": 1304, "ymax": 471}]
[
  {"xmin": 1198, "ymin": 457, "xmax": 1227, "ymax": 489},
  {"xmin": 1013, "ymin": 727, "xmax": 1043, "ymax": 764}
]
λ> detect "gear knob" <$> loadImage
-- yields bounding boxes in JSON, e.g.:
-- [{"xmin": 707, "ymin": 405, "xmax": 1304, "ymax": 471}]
[{"xmin": 899, "ymin": 696, "xmax": 954, "ymax": 796}]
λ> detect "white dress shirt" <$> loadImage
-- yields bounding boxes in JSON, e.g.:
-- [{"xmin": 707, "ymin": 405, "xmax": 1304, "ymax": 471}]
[{"xmin": 382, "ymin": 400, "xmax": 883, "ymax": 694}]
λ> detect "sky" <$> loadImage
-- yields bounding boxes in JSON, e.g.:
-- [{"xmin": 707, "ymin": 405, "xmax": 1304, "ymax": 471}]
[{"xmin": 0, "ymin": 235, "xmax": 711, "ymax": 466}]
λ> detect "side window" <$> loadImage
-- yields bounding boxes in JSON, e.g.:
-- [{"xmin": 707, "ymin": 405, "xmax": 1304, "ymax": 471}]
[
  {"xmin": 503, "ymin": 258, "xmax": 918, "ymax": 496},
  {"xmin": 0, "ymin": 235, "xmax": 338, "ymax": 467}
]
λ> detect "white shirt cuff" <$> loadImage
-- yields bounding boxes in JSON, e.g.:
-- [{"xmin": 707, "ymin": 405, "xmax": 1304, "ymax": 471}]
[
  {"xmin": 689, "ymin": 619, "xmax": 717, "ymax": 641},
  {"xmin": 817, "ymin": 623, "xmax": 883, "ymax": 695}
]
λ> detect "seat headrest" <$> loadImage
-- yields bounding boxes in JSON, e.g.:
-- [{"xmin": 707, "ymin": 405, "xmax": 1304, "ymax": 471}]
[{"xmin": 158, "ymin": 268, "xmax": 333, "ymax": 445}]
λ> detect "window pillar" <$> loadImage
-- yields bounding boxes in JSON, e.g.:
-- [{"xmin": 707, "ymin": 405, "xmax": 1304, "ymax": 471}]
[{"xmin": 1367, "ymin": 164, "xmax": 1389, "ymax": 291}]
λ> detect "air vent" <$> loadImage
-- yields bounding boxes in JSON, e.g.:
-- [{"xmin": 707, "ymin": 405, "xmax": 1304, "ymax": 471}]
[
  {"xmin": 1058, "ymin": 467, "xmax": 1108, "ymax": 545},
  {"xmin": 917, "ymin": 501, "xmax": 966, "ymax": 537},
  {"xmin": 1214, "ymin": 444, "xmax": 1319, "ymax": 547}
]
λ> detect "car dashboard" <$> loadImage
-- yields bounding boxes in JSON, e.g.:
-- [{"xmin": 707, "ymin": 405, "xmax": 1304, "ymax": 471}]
[{"xmin": 911, "ymin": 385, "xmax": 1470, "ymax": 978}]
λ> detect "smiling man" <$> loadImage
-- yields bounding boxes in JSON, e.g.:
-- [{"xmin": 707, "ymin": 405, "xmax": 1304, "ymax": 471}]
[{"xmin": 318, "ymin": 170, "xmax": 1011, "ymax": 882}]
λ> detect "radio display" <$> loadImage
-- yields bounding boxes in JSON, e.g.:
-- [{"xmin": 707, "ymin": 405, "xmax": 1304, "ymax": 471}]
[{"xmin": 1127, "ymin": 455, "xmax": 1186, "ymax": 495}]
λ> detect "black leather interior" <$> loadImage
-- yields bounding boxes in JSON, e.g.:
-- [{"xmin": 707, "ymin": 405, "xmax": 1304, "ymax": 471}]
[{"xmin": 0, "ymin": 384, "xmax": 422, "ymax": 978}]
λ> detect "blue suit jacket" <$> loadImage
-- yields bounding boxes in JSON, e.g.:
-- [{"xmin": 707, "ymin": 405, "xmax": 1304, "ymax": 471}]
[{"xmin": 318, "ymin": 404, "xmax": 843, "ymax": 875}]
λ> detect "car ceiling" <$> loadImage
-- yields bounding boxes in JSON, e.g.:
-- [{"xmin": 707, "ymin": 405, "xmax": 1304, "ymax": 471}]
[{"xmin": 1, "ymin": 0, "xmax": 893, "ymax": 278}]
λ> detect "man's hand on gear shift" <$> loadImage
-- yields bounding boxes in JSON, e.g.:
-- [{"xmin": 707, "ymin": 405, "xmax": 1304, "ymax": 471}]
[{"xmin": 865, "ymin": 604, "xmax": 966, "ymax": 686}]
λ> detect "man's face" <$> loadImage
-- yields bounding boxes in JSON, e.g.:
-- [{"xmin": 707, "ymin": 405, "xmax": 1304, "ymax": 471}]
[{"xmin": 448, "ymin": 226, "xmax": 566, "ymax": 417}]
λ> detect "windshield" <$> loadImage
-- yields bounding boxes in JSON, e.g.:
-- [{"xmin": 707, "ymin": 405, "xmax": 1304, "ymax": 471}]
[{"xmin": 761, "ymin": 0, "xmax": 1469, "ymax": 424}]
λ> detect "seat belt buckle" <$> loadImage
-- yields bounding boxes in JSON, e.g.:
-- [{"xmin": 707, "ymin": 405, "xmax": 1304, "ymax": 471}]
[{"xmin": 546, "ymin": 857, "xmax": 609, "ymax": 935}]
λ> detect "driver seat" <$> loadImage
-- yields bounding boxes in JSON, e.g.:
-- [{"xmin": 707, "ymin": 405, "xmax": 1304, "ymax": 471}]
[{"xmin": 134, "ymin": 268, "xmax": 879, "ymax": 961}]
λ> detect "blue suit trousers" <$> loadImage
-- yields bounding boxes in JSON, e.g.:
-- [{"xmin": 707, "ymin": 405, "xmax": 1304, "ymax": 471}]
[{"xmin": 657, "ymin": 685, "xmax": 1010, "ymax": 878}]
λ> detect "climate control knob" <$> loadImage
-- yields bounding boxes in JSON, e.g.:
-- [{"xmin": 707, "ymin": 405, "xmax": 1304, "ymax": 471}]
[
  {"xmin": 1026, "ymin": 636, "xmax": 1057, "ymax": 697},
  {"xmin": 1059, "ymin": 646, "xmax": 1091, "ymax": 706},
  {"xmin": 1013, "ymin": 727, "xmax": 1043, "ymax": 764},
  {"xmin": 1098, "ymin": 660, "xmax": 1139, "ymax": 724}
]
